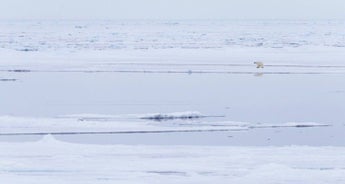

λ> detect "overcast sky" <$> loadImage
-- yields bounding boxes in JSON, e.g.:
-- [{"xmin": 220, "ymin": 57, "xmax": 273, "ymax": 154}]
[{"xmin": 0, "ymin": 0, "xmax": 344, "ymax": 20}]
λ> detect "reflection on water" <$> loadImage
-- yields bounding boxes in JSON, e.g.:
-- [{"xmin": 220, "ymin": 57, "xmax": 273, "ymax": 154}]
[{"xmin": 254, "ymin": 72, "xmax": 264, "ymax": 77}]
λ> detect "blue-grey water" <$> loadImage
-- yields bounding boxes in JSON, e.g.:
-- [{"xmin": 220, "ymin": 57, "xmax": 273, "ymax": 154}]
[{"xmin": 0, "ymin": 71, "xmax": 344, "ymax": 146}]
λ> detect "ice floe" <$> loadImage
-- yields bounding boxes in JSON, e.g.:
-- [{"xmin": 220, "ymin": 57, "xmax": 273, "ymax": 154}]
[
  {"xmin": 0, "ymin": 135, "xmax": 345, "ymax": 183},
  {"xmin": 0, "ymin": 113, "xmax": 331, "ymax": 135}
]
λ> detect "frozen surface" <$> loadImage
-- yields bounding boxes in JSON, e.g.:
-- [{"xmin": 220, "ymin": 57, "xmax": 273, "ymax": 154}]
[
  {"xmin": 1, "ymin": 20, "xmax": 345, "ymax": 52},
  {"xmin": 1, "ymin": 135, "xmax": 345, "ymax": 184},
  {"xmin": 1, "ymin": 20, "xmax": 345, "ymax": 74},
  {"xmin": 1, "ymin": 20, "xmax": 345, "ymax": 182}
]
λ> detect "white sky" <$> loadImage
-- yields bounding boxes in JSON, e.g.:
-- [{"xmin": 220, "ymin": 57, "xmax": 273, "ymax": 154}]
[{"xmin": 0, "ymin": 0, "xmax": 344, "ymax": 20}]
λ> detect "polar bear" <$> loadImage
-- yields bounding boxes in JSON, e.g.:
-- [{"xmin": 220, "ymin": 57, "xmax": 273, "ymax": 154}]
[{"xmin": 254, "ymin": 62, "xmax": 264, "ymax": 68}]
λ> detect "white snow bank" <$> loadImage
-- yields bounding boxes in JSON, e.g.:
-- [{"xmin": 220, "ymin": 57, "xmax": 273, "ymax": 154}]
[{"xmin": 0, "ymin": 135, "xmax": 345, "ymax": 183}]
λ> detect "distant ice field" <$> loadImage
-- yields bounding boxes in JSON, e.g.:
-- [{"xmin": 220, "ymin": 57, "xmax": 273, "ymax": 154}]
[{"xmin": 1, "ymin": 20, "xmax": 345, "ymax": 52}]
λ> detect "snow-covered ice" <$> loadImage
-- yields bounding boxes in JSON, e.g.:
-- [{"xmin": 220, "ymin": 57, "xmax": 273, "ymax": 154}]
[
  {"xmin": 1, "ymin": 20, "xmax": 345, "ymax": 74},
  {"xmin": 1, "ymin": 135, "xmax": 345, "ymax": 184},
  {"xmin": 1, "ymin": 20, "xmax": 345, "ymax": 52}
]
